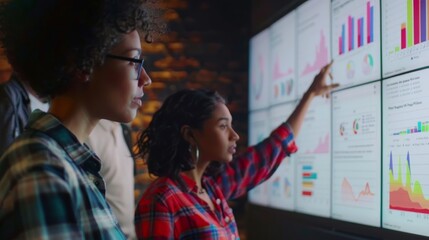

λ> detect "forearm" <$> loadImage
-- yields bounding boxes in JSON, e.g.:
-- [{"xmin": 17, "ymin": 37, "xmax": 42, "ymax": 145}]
[
  {"xmin": 286, "ymin": 90, "xmax": 315, "ymax": 137},
  {"xmin": 217, "ymin": 124, "xmax": 297, "ymax": 199}
]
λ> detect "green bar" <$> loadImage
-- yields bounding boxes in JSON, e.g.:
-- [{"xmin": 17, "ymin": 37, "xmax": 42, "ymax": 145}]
[
  {"xmin": 395, "ymin": 46, "xmax": 400, "ymax": 52},
  {"xmin": 407, "ymin": 0, "xmax": 413, "ymax": 47}
]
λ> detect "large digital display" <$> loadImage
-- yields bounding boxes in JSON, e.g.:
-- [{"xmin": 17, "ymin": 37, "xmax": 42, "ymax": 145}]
[{"xmin": 247, "ymin": 0, "xmax": 429, "ymax": 237}]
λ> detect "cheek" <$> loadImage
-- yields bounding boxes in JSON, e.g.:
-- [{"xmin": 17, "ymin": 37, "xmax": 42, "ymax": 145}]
[
  {"xmin": 104, "ymin": 69, "xmax": 135, "ymax": 102},
  {"xmin": 210, "ymin": 133, "xmax": 229, "ymax": 154}
]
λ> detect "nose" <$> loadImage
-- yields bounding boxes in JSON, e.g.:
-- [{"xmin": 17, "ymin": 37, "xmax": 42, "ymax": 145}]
[
  {"xmin": 230, "ymin": 128, "xmax": 240, "ymax": 141},
  {"xmin": 138, "ymin": 67, "xmax": 152, "ymax": 87}
]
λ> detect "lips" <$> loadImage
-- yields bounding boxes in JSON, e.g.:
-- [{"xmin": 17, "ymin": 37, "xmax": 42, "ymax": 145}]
[
  {"xmin": 131, "ymin": 95, "xmax": 143, "ymax": 107},
  {"xmin": 228, "ymin": 145, "xmax": 237, "ymax": 154}
]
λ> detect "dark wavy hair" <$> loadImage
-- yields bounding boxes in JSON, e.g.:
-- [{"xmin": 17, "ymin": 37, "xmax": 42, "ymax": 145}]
[
  {"xmin": 136, "ymin": 89, "xmax": 226, "ymax": 181},
  {"xmin": 0, "ymin": 0, "xmax": 164, "ymax": 98}
]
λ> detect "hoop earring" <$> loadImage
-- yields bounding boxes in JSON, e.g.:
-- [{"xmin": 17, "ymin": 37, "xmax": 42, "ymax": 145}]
[
  {"xmin": 195, "ymin": 145, "xmax": 199, "ymax": 163},
  {"xmin": 188, "ymin": 145, "xmax": 199, "ymax": 164}
]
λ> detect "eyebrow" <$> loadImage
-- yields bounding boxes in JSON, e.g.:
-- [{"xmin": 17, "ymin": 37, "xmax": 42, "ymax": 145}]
[
  {"xmin": 217, "ymin": 117, "xmax": 231, "ymax": 122},
  {"xmin": 120, "ymin": 48, "xmax": 142, "ymax": 56}
]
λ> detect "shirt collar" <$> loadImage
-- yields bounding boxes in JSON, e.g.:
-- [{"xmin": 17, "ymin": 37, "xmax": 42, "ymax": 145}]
[
  {"xmin": 26, "ymin": 110, "xmax": 101, "ymax": 173},
  {"xmin": 179, "ymin": 172, "xmax": 212, "ymax": 195},
  {"xmin": 179, "ymin": 173, "xmax": 200, "ymax": 194}
]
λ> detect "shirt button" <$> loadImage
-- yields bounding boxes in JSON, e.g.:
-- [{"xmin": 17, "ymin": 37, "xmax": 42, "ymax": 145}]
[
  {"xmin": 216, "ymin": 198, "xmax": 221, "ymax": 205},
  {"xmin": 225, "ymin": 216, "xmax": 230, "ymax": 223}
]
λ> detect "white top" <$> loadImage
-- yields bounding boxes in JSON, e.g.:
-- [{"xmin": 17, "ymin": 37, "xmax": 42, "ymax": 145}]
[
  {"xmin": 87, "ymin": 120, "xmax": 136, "ymax": 239},
  {"xmin": 28, "ymin": 92, "xmax": 49, "ymax": 112}
]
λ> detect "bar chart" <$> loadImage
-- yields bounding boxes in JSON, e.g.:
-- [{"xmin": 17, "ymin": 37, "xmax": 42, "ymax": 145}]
[
  {"xmin": 382, "ymin": 69, "xmax": 429, "ymax": 237},
  {"xmin": 332, "ymin": 0, "xmax": 380, "ymax": 87},
  {"xmin": 337, "ymin": 1, "xmax": 375, "ymax": 55},
  {"xmin": 382, "ymin": 0, "xmax": 429, "ymax": 77}
]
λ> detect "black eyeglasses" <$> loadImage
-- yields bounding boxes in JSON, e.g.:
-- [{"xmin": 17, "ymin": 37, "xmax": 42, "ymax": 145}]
[{"xmin": 106, "ymin": 54, "xmax": 144, "ymax": 80}]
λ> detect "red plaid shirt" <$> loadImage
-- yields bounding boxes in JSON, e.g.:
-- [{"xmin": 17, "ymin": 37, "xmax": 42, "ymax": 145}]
[{"xmin": 135, "ymin": 123, "xmax": 297, "ymax": 240}]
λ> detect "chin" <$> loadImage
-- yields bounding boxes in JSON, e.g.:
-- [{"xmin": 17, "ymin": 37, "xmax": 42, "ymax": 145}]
[
  {"xmin": 106, "ymin": 110, "xmax": 136, "ymax": 123},
  {"xmin": 224, "ymin": 155, "xmax": 234, "ymax": 162}
]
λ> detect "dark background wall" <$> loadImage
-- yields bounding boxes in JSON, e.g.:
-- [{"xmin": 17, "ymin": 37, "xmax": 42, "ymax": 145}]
[
  {"xmin": 132, "ymin": 0, "xmax": 251, "ymax": 149},
  {"xmin": 251, "ymin": 0, "xmax": 302, "ymax": 34}
]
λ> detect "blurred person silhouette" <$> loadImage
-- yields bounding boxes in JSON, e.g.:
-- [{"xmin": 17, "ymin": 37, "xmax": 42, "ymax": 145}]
[
  {"xmin": 0, "ymin": 73, "xmax": 49, "ymax": 154},
  {"xmin": 87, "ymin": 120, "xmax": 137, "ymax": 239},
  {"xmin": 0, "ymin": 0, "xmax": 161, "ymax": 239}
]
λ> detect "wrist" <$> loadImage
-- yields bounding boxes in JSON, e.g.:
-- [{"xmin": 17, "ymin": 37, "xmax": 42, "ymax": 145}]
[{"xmin": 304, "ymin": 89, "xmax": 316, "ymax": 99}]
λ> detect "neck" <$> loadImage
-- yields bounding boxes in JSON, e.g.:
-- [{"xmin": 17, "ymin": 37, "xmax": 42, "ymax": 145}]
[
  {"xmin": 49, "ymin": 94, "xmax": 98, "ymax": 144},
  {"xmin": 182, "ymin": 159, "xmax": 211, "ymax": 190}
]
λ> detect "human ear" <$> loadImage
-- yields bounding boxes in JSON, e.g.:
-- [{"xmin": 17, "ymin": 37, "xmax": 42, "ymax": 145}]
[{"xmin": 180, "ymin": 125, "xmax": 196, "ymax": 145}]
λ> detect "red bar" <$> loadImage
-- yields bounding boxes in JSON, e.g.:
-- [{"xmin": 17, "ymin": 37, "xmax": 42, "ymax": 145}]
[
  {"xmin": 339, "ymin": 37, "xmax": 342, "ymax": 55},
  {"xmin": 401, "ymin": 24, "xmax": 407, "ymax": 49},
  {"xmin": 302, "ymin": 173, "xmax": 312, "ymax": 177},
  {"xmin": 348, "ymin": 16, "xmax": 352, "ymax": 51},
  {"xmin": 367, "ymin": 1, "xmax": 371, "ymax": 43},
  {"xmin": 415, "ymin": 0, "xmax": 421, "ymax": 44},
  {"xmin": 302, "ymin": 191, "xmax": 313, "ymax": 196},
  {"xmin": 358, "ymin": 19, "xmax": 361, "ymax": 47}
]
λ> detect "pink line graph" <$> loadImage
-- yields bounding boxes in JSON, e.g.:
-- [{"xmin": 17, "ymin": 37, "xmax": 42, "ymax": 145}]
[
  {"xmin": 301, "ymin": 30, "xmax": 329, "ymax": 76},
  {"xmin": 341, "ymin": 178, "xmax": 375, "ymax": 203},
  {"xmin": 305, "ymin": 133, "xmax": 330, "ymax": 154}
]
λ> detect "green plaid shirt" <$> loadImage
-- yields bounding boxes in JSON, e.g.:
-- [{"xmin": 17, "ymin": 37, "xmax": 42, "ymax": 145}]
[{"xmin": 0, "ymin": 110, "xmax": 126, "ymax": 239}]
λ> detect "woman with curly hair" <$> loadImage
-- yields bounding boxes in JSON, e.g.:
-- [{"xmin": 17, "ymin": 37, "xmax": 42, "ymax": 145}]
[
  {"xmin": 134, "ymin": 62, "xmax": 338, "ymax": 239},
  {"xmin": 0, "ymin": 0, "xmax": 161, "ymax": 239}
]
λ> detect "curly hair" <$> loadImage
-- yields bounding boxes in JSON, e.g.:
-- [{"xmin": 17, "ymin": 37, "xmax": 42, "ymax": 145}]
[
  {"xmin": 0, "ymin": 0, "xmax": 165, "ymax": 98},
  {"xmin": 136, "ymin": 89, "xmax": 226, "ymax": 182}
]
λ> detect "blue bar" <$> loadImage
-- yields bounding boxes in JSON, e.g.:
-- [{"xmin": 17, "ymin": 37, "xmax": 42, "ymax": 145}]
[
  {"xmin": 421, "ymin": 0, "xmax": 426, "ymax": 42},
  {"xmin": 342, "ymin": 24, "xmax": 345, "ymax": 54},
  {"xmin": 360, "ymin": 17, "xmax": 364, "ymax": 47},
  {"xmin": 303, "ymin": 165, "xmax": 313, "ymax": 171},
  {"xmin": 418, "ymin": 121, "xmax": 422, "ymax": 132},
  {"xmin": 370, "ymin": 6, "xmax": 374, "ymax": 42}
]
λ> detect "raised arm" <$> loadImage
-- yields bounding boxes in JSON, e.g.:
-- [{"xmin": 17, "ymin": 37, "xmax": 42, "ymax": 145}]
[
  {"xmin": 287, "ymin": 61, "xmax": 338, "ymax": 136},
  {"xmin": 215, "ymin": 62, "xmax": 338, "ymax": 199}
]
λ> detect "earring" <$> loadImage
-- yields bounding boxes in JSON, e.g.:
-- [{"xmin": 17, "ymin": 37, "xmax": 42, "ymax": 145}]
[
  {"xmin": 189, "ymin": 145, "xmax": 199, "ymax": 164},
  {"xmin": 195, "ymin": 145, "xmax": 199, "ymax": 163}
]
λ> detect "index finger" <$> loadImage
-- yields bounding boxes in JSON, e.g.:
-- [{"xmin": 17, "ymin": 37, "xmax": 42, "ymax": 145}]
[
  {"xmin": 324, "ymin": 60, "xmax": 334, "ymax": 73},
  {"xmin": 321, "ymin": 61, "xmax": 334, "ymax": 79}
]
